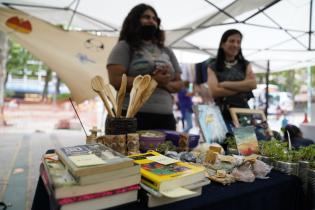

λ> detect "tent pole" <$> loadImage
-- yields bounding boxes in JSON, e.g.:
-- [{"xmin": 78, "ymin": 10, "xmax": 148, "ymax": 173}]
[
  {"xmin": 67, "ymin": 0, "xmax": 80, "ymax": 30},
  {"xmin": 307, "ymin": 66, "xmax": 312, "ymax": 122},
  {"xmin": 309, "ymin": 0, "xmax": 313, "ymax": 50},
  {"xmin": 265, "ymin": 60, "xmax": 270, "ymax": 119},
  {"xmin": 0, "ymin": 31, "xmax": 8, "ymax": 126}
]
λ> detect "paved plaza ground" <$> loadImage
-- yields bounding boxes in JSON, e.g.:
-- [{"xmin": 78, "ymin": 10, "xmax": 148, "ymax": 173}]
[
  {"xmin": 0, "ymin": 101, "xmax": 306, "ymax": 210},
  {"xmin": 0, "ymin": 101, "xmax": 93, "ymax": 210}
]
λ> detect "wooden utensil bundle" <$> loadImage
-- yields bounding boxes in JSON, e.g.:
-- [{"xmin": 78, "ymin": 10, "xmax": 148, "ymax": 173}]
[
  {"xmin": 91, "ymin": 74, "xmax": 157, "ymax": 118},
  {"xmin": 91, "ymin": 75, "xmax": 115, "ymax": 117}
]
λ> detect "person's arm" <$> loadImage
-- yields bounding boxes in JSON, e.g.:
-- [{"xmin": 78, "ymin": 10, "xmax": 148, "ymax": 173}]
[
  {"xmin": 156, "ymin": 47, "xmax": 183, "ymax": 93},
  {"xmin": 107, "ymin": 64, "xmax": 135, "ymax": 91},
  {"xmin": 219, "ymin": 63, "xmax": 257, "ymax": 92},
  {"xmin": 207, "ymin": 67, "xmax": 238, "ymax": 98},
  {"xmin": 151, "ymin": 67, "xmax": 183, "ymax": 93},
  {"xmin": 186, "ymin": 91, "xmax": 194, "ymax": 97},
  {"xmin": 107, "ymin": 41, "xmax": 137, "ymax": 91},
  {"xmin": 165, "ymin": 72, "xmax": 183, "ymax": 93}
]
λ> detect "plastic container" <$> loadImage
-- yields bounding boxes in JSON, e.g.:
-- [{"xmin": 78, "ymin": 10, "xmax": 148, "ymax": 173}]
[
  {"xmin": 138, "ymin": 130, "xmax": 165, "ymax": 152},
  {"xmin": 162, "ymin": 130, "xmax": 200, "ymax": 149}
]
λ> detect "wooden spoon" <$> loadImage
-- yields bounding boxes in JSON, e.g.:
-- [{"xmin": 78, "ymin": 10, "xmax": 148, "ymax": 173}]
[
  {"xmin": 139, "ymin": 78, "xmax": 157, "ymax": 106},
  {"xmin": 126, "ymin": 75, "xmax": 143, "ymax": 118},
  {"xmin": 91, "ymin": 76, "xmax": 114, "ymax": 117},
  {"xmin": 104, "ymin": 84, "xmax": 118, "ymax": 115},
  {"xmin": 130, "ymin": 75, "xmax": 152, "ymax": 117},
  {"xmin": 131, "ymin": 78, "xmax": 158, "ymax": 117},
  {"xmin": 116, "ymin": 74, "xmax": 127, "ymax": 117}
]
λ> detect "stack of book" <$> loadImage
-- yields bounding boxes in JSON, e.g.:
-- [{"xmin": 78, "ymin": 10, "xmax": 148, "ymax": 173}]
[
  {"xmin": 128, "ymin": 151, "xmax": 210, "ymax": 207},
  {"xmin": 40, "ymin": 143, "xmax": 141, "ymax": 210}
]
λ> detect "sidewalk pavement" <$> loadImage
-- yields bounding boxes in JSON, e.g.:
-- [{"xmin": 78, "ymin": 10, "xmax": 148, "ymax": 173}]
[
  {"xmin": 0, "ymin": 101, "xmax": 99, "ymax": 134},
  {"xmin": 0, "ymin": 102, "xmax": 89, "ymax": 210}
]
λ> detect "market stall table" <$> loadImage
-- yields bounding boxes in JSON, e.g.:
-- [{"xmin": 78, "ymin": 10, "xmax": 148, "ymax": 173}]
[{"xmin": 32, "ymin": 170, "xmax": 308, "ymax": 210}]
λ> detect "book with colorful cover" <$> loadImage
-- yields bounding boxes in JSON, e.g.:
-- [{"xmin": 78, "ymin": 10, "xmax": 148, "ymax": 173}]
[
  {"xmin": 140, "ymin": 178, "xmax": 209, "ymax": 207},
  {"xmin": 41, "ymin": 153, "xmax": 140, "ymax": 199},
  {"xmin": 145, "ymin": 187, "xmax": 202, "ymax": 208},
  {"xmin": 57, "ymin": 190, "xmax": 138, "ymax": 210},
  {"xmin": 41, "ymin": 163, "xmax": 139, "ymax": 210},
  {"xmin": 193, "ymin": 104, "xmax": 227, "ymax": 144},
  {"xmin": 128, "ymin": 151, "xmax": 205, "ymax": 192},
  {"xmin": 57, "ymin": 184, "xmax": 139, "ymax": 206},
  {"xmin": 140, "ymin": 178, "xmax": 210, "ymax": 198},
  {"xmin": 55, "ymin": 143, "xmax": 134, "ymax": 177},
  {"xmin": 75, "ymin": 164, "xmax": 140, "ymax": 185},
  {"xmin": 234, "ymin": 126, "xmax": 259, "ymax": 156}
]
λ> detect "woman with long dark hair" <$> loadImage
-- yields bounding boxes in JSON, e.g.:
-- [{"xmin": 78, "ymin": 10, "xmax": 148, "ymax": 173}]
[
  {"xmin": 207, "ymin": 29, "xmax": 257, "ymax": 130},
  {"xmin": 107, "ymin": 4, "xmax": 183, "ymax": 130}
]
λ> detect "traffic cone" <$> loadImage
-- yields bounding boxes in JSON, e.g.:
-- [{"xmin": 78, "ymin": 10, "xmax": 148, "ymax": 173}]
[{"xmin": 303, "ymin": 112, "xmax": 309, "ymax": 123}]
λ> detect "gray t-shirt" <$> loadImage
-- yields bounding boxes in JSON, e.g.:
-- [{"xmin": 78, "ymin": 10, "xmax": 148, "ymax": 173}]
[{"xmin": 107, "ymin": 40, "xmax": 181, "ymax": 114}]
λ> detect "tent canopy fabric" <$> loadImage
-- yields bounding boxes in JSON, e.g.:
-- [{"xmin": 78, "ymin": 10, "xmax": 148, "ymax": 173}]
[
  {"xmin": 1, "ymin": 0, "xmax": 314, "ymax": 73},
  {"xmin": 0, "ymin": 8, "xmax": 117, "ymax": 103}
]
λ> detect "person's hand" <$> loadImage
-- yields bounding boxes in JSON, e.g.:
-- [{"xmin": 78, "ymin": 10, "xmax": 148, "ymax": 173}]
[
  {"xmin": 151, "ymin": 64, "xmax": 171, "ymax": 87},
  {"xmin": 219, "ymin": 81, "xmax": 228, "ymax": 88}
]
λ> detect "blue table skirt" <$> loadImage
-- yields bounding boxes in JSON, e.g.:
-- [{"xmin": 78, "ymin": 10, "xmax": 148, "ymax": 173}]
[{"xmin": 32, "ymin": 169, "xmax": 308, "ymax": 210}]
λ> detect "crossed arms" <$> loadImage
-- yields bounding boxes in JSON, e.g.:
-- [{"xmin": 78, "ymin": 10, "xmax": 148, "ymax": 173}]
[{"xmin": 207, "ymin": 63, "xmax": 257, "ymax": 98}]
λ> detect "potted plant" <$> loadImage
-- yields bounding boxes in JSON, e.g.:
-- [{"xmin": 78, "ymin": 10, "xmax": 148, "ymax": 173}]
[
  {"xmin": 258, "ymin": 139, "xmax": 285, "ymax": 166},
  {"xmin": 300, "ymin": 145, "xmax": 315, "ymax": 208},
  {"xmin": 296, "ymin": 145, "xmax": 315, "ymax": 193},
  {"xmin": 259, "ymin": 139, "xmax": 300, "ymax": 175},
  {"xmin": 258, "ymin": 141, "xmax": 271, "ymax": 165},
  {"xmin": 224, "ymin": 135, "xmax": 238, "ymax": 155},
  {"xmin": 273, "ymin": 148, "xmax": 300, "ymax": 176}
]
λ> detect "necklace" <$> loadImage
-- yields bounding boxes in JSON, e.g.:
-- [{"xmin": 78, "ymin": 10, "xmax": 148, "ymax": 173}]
[
  {"xmin": 224, "ymin": 60, "xmax": 237, "ymax": 68},
  {"xmin": 144, "ymin": 44, "xmax": 160, "ymax": 60}
]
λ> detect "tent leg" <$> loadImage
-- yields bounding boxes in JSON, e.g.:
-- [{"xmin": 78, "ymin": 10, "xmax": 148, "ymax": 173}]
[
  {"xmin": 264, "ymin": 60, "xmax": 270, "ymax": 119},
  {"xmin": 307, "ymin": 66, "xmax": 312, "ymax": 122}
]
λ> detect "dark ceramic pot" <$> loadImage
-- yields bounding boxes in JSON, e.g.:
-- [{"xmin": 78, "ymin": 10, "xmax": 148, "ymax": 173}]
[{"xmin": 105, "ymin": 117, "xmax": 137, "ymax": 135}]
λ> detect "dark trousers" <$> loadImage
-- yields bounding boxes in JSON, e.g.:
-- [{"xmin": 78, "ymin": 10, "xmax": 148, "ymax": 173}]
[{"xmin": 122, "ymin": 110, "xmax": 176, "ymax": 130}]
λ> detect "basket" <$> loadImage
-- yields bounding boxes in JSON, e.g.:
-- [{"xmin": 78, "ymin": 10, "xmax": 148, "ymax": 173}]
[{"xmin": 105, "ymin": 117, "xmax": 137, "ymax": 135}]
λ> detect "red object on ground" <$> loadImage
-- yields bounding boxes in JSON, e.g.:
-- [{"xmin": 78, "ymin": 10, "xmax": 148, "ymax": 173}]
[
  {"xmin": 56, "ymin": 119, "xmax": 70, "ymax": 129},
  {"xmin": 303, "ymin": 113, "xmax": 309, "ymax": 123}
]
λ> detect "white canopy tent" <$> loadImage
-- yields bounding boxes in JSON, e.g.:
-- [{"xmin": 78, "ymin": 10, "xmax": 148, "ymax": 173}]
[
  {"xmin": 0, "ymin": 0, "xmax": 314, "ymax": 72},
  {"xmin": 0, "ymin": 0, "xmax": 314, "ymax": 113}
]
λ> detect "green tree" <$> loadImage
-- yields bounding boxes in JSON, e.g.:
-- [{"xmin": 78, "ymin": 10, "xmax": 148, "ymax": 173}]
[
  {"xmin": 256, "ymin": 68, "xmax": 305, "ymax": 98},
  {"xmin": 6, "ymin": 40, "xmax": 33, "ymax": 80},
  {"xmin": 5, "ymin": 40, "xmax": 58, "ymax": 101},
  {"xmin": 311, "ymin": 66, "xmax": 315, "ymax": 87},
  {"xmin": 42, "ymin": 69, "xmax": 52, "ymax": 101},
  {"xmin": 269, "ymin": 70, "xmax": 303, "ymax": 96}
]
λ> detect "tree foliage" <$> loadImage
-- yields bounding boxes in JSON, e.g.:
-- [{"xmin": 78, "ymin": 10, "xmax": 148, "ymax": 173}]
[
  {"xmin": 6, "ymin": 40, "xmax": 37, "ymax": 78},
  {"xmin": 256, "ymin": 68, "xmax": 310, "ymax": 97},
  {"xmin": 5, "ymin": 39, "xmax": 63, "ymax": 101}
]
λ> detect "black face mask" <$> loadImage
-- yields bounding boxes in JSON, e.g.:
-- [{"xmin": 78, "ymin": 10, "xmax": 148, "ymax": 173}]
[{"xmin": 140, "ymin": 25, "xmax": 157, "ymax": 40}]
